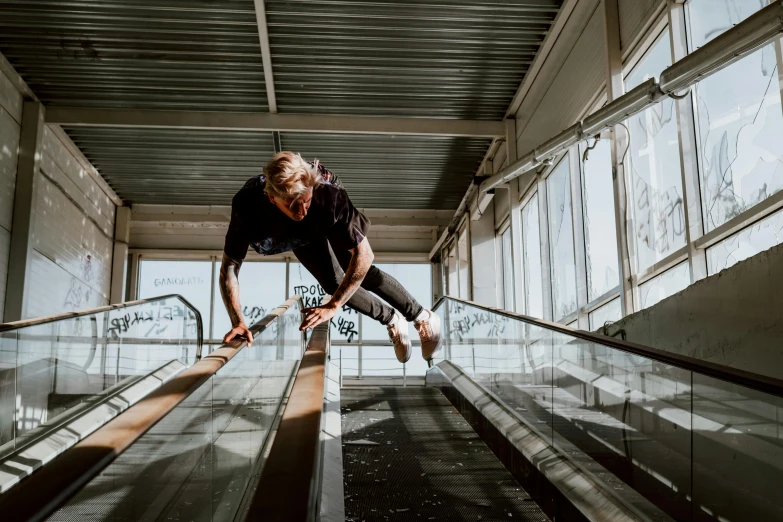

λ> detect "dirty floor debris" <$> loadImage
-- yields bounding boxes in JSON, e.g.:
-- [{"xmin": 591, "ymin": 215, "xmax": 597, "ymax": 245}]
[{"xmin": 341, "ymin": 387, "xmax": 549, "ymax": 522}]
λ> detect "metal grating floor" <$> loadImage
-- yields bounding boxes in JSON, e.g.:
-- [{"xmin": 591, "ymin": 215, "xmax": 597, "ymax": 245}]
[{"xmin": 341, "ymin": 387, "xmax": 549, "ymax": 522}]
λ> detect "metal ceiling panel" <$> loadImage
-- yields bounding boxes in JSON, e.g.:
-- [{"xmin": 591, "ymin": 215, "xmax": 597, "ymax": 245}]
[
  {"xmin": 280, "ymin": 132, "xmax": 490, "ymax": 209},
  {"xmin": 0, "ymin": 0, "xmax": 268, "ymax": 111},
  {"xmin": 62, "ymin": 126, "xmax": 276, "ymax": 205},
  {"xmin": 267, "ymin": 0, "xmax": 561, "ymax": 119}
]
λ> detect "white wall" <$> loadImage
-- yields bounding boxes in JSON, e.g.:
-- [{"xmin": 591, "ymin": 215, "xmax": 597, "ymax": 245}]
[
  {"xmin": 24, "ymin": 127, "xmax": 116, "ymax": 318},
  {"xmin": 0, "ymin": 67, "xmax": 22, "ymax": 321},
  {"xmin": 618, "ymin": 0, "xmax": 665, "ymax": 54}
]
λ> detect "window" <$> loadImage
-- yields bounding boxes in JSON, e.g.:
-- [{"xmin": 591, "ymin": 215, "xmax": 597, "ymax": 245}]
[
  {"xmin": 547, "ymin": 156, "xmax": 577, "ymax": 320},
  {"xmin": 580, "ymin": 138, "xmax": 620, "ymax": 300},
  {"xmin": 522, "ymin": 194, "xmax": 544, "ymax": 318},
  {"xmin": 500, "ymin": 226, "xmax": 515, "ymax": 311},
  {"xmin": 626, "ymin": 29, "xmax": 686, "ymax": 273},
  {"xmin": 589, "ymin": 298, "xmax": 622, "ymax": 330},
  {"xmin": 212, "ymin": 261, "xmax": 286, "ymax": 340},
  {"xmin": 458, "ymin": 224, "xmax": 470, "ymax": 299},
  {"xmin": 289, "ymin": 262, "xmax": 358, "ymax": 343},
  {"xmin": 638, "ymin": 262, "xmax": 690, "ymax": 310},
  {"xmin": 687, "ymin": 0, "xmax": 783, "ymax": 233},
  {"xmin": 707, "ymin": 207, "xmax": 783, "ymax": 274},
  {"xmin": 446, "ymin": 243, "xmax": 458, "ymax": 297},
  {"xmin": 138, "ymin": 260, "xmax": 213, "ymax": 334}
]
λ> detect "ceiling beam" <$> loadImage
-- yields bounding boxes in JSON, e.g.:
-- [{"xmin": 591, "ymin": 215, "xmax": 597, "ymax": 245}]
[
  {"xmin": 45, "ymin": 108, "xmax": 505, "ymax": 138},
  {"xmin": 253, "ymin": 0, "xmax": 278, "ymax": 113}
]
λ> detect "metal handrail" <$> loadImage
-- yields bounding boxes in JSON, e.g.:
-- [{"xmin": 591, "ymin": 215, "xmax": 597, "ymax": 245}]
[
  {"xmin": 0, "ymin": 294, "xmax": 204, "ymax": 360},
  {"xmin": 434, "ymin": 296, "xmax": 783, "ymax": 399},
  {"xmin": 0, "ymin": 296, "xmax": 302, "ymax": 522}
]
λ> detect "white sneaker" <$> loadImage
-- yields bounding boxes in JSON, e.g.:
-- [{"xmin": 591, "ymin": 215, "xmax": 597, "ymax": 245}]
[
  {"xmin": 414, "ymin": 309, "xmax": 442, "ymax": 361},
  {"xmin": 387, "ymin": 311, "xmax": 412, "ymax": 363}
]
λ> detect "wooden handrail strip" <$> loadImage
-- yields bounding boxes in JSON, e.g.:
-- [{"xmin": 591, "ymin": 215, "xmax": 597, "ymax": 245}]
[
  {"xmin": 247, "ymin": 322, "xmax": 330, "ymax": 522},
  {"xmin": 0, "ymin": 297, "xmax": 301, "ymax": 522}
]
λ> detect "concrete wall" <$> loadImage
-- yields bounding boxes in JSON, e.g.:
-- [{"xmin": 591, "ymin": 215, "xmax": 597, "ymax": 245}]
[
  {"xmin": 0, "ymin": 67, "xmax": 22, "ymax": 320},
  {"xmin": 611, "ymin": 241, "xmax": 783, "ymax": 381}
]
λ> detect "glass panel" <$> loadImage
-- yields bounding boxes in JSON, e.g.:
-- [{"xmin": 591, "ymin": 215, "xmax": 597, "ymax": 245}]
[
  {"xmin": 588, "ymin": 298, "xmax": 622, "ymax": 330},
  {"xmin": 707, "ymin": 207, "xmax": 783, "ymax": 274},
  {"xmin": 49, "ymin": 302, "xmax": 302, "ymax": 521},
  {"xmin": 0, "ymin": 296, "xmax": 201, "ymax": 490},
  {"xmin": 522, "ymin": 195, "xmax": 544, "ymax": 318},
  {"xmin": 138, "ymin": 260, "xmax": 213, "ymax": 337},
  {"xmin": 501, "ymin": 227, "xmax": 515, "ymax": 311},
  {"xmin": 447, "ymin": 244, "xmax": 458, "ymax": 297},
  {"xmin": 288, "ymin": 262, "xmax": 358, "ymax": 343},
  {"xmin": 638, "ymin": 262, "xmax": 690, "ymax": 310},
  {"xmin": 626, "ymin": 29, "xmax": 687, "ymax": 273},
  {"xmin": 687, "ymin": 0, "xmax": 783, "ymax": 233},
  {"xmin": 547, "ymin": 157, "xmax": 577, "ymax": 320},
  {"xmin": 212, "ymin": 261, "xmax": 287, "ymax": 341},
  {"xmin": 580, "ymin": 139, "xmax": 620, "ymax": 300},
  {"xmin": 691, "ymin": 374, "xmax": 783, "ymax": 521},
  {"xmin": 458, "ymin": 225, "xmax": 470, "ymax": 299}
]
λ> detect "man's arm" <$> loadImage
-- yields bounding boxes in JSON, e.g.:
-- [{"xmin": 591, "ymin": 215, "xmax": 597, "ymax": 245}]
[
  {"xmin": 299, "ymin": 237, "xmax": 374, "ymax": 330},
  {"xmin": 219, "ymin": 253, "xmax": 253, "ymax": 344}
]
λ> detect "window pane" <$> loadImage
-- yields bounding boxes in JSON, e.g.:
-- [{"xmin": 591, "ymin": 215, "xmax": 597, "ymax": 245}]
[
  {"xmin": 458, "ymin": 225, "xmax": 470, "ymax": 299},
  {"xmin": 138, "ymin": 260, "xmax": 213, "ymax": 334},
  {"xmin": 638, "ymin": 262, "xmax": 690, "ymax": 310},
  {"xmin": 501, "ymin": 227, "xmax": 515, "ymax": 311},
  {"xmin": 707, "ymin": 207, "xmax": 783, "ymax": 274},
  {"xmin": 581, "ymin": 138, "xmax": 620, "ymax": 300},
  {"xmin": 212, "ymin": 262, "xmax": 286, "ymax": 340},
  {"xmin": 288, "ymin": 262, "xmax": 359, "ymax": 343},
  {"xmin": 522, "ymin": 194, "xmax": 544, "ymax": 318},
  {"xmin": 626, "ymin": 29, "xmax": 686, "ymax": 273},
  {"xmin": 688, "ymin": 0, "xmax": 783, "ymax": 232},
  {"xmin": 362, "ymin": 263, "xmax": 432, "ymax": 341},
  {"xmin": 447, "ymin": 244, "xmax": 458, "ymax": 297},
  {"xmin": 547, "ymin": 157, "xmax": 577, "ymax": 320},
  {"xmin": 589, "ymin": 298, "xmax": 622, "ymax": 330}
]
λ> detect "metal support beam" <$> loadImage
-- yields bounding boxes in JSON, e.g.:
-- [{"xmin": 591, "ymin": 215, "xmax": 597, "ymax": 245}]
[
  {"xmin": 253, "ymin": 0, "xmax": 278, "ymax": 113},
  {"xmin": 4, "ymin": 101, "xmax": 44, "ymax": 322},
  {"xmin": 109, "ymin": 206, "xmax": 132, "ymax": 304},
  {"xmin": 44, "ymin": 108, "xmax": 506, "ymax": 138}
]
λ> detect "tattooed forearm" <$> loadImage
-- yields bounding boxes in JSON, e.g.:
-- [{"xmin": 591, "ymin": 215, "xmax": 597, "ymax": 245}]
[
  {"xmin": 330, "ymin": 237, "xmax": 373, "ymax": 308},
  {"xmin": 219, "ymin": 253, "xmax": 244, "ymax": 327}
]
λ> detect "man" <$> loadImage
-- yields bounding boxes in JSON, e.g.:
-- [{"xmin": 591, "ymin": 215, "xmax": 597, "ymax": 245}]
[{"xmin": 219, "ymin": 151, "xmax": 441, "ymax": 363}]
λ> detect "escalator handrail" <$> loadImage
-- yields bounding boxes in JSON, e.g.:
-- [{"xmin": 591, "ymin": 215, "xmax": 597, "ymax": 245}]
[
  {"xmin": 0, "ymin": 293, "xmax": 204, "ymax": 360},
  {"xmin": 0, "ymin": 296, "xmax": 302, "ymax": 522},
  {"xmin": 434, "ymin": 296, "xmax": 783, "ymax": 399}
]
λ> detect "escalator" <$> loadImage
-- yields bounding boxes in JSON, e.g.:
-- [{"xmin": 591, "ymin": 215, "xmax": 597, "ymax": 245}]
[{"xmin": 0, "ymin": 295, "xmax": 780, "ymax": 522}]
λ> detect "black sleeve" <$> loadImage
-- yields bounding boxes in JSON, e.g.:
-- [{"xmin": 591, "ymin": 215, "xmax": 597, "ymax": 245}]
[
  {"xmin": 328, "ymin": 187, "xmax": 371, "ymax": 252},
  {"xmin": 224, "ymin": 206, "xmax": 250, "ymax": 261}
]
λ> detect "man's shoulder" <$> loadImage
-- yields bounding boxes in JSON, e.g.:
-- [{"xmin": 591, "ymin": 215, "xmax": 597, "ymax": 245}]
[{"xmin": 232, "ymin": 175, "xmax": 265, "ymax": 208}]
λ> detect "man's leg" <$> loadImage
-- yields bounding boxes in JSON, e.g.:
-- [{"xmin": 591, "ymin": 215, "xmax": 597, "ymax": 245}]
[
  {"xmin": 331, "ymin": 245, "xmax": 423, "ymax": 322},
  {"xmin": 293, "ymin": 238, "xmax": 396, "ymax": 325}
]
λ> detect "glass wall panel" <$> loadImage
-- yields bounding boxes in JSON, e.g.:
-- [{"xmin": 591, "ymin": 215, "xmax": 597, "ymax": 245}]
[
  {"xmin": 580, "ymin": 139, "xmax": 620, "ymax": 300},
  {"xmin": 626, "ymin": 29, "xmax": 686, "ymax": 273},
  {"xmin": 500, "ymin": 227, "xmax": 515, "ymax": 311},
  {"xmin": 522, "ymin": 195, "xmax": 544, "ymax": 318},
  {"xmin": 458, "ymin": 225, "xmax": 470, "ymax": 299},
  {"xmin": 447, "ymin": 244, "xmax": 458, "ymax": 297},
  {"xmin": 687, "ymin": 0, "xmax": 783, "ymax": 233},
  {"xmin": 138, "ymin": 260, "xmax": 213, "ymax": 335},
  {"xmin": 588, "ymin": 298, "xmax": 622, "ymax": 330},
  {"xmin": 707, "ymin": 207, "xmax": 783, "ymax": 274},
  {"xmin": 211, "ymin": 261, "xmax": 286, "ymax": 340},
  {"xmin": 638, "ymin": 262, "xmax": 690, "ymax": 310},
  {"xmin": 547, "ymin": 157, "xmax": 577, "ymax": 320}
]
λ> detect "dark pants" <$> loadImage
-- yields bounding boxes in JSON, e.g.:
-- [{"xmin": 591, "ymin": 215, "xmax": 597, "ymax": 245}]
[{"xmin": 293, "ymin": 238, "xmax": 424, "ymax": 325}]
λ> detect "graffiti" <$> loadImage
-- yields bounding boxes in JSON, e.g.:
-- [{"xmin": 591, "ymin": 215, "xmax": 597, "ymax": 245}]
[
  {"xmin": 293, "ymin": 284, "xmax": 327, "ymax": 308},
  {"xmin": 243, "ymin": 305, "xmax": 266, "ymax": 324},
  {"xmin": 154, "ymin": 276, "xmax": 205, "ymax": 287},
  {"xmin": 449, "ymin": 310, "xmax": 509, "ymax": 342},
  {"xmin": 105, "ymin": 304, "xmax": 193, "ymax": 339}
]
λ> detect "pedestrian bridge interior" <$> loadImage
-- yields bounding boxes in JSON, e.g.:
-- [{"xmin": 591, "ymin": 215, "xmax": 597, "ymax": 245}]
[{"xmin": 1, "ymin": 1, "xmax": 783, "ymax": 521}]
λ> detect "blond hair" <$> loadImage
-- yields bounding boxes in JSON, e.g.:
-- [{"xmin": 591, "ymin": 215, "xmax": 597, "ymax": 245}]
[{"xmin": 263, "ymin": 151, "xmax": 322, "ymax": 201}]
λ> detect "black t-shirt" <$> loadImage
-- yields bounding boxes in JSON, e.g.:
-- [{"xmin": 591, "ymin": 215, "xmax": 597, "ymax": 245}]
[{"xmin": 223, "ymin": 173, "xmax": 371, "ymax": 259}]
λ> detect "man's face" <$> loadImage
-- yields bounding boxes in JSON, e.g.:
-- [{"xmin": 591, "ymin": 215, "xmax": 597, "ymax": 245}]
[{"xmin": 269, "ymin": 189, "xmax": 313, "ymax": 221}]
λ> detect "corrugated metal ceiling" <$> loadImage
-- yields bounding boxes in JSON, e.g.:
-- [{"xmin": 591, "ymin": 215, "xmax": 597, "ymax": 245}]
[
  {"xmin": 0, "ymin": 0, "xmax": 268, "ymax": 111},
  {"xmin": 267, "ymin": 0, "xmax": 561, "ymax": 119},
  {"xmin": 0, "ymin": 0, "xmax": 562, "ymax": 209}
]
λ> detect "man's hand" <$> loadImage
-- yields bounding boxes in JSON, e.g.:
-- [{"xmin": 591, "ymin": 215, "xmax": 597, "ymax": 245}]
[
  {"xmin": 300, "ymin": 303, "xmax": 339, "ymax": 331},
  {"xmin": 223, "ymin": 323, "xmax": 254, "ymax": 345}
]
